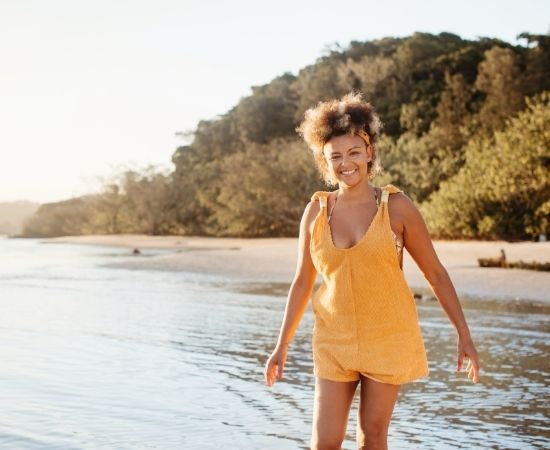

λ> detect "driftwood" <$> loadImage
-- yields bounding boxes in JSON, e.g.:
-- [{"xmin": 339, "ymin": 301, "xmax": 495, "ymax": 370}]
[
  {"xmin": 478, "ymin": 249, "xmax": 507, "ymax": 267},
  {"xmin": 477, "ymin": 248, "xmax": 550, "ymax": 271}
]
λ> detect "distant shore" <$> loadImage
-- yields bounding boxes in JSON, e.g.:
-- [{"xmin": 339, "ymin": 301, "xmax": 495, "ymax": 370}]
[{"xmin": 45, "ymin": 235, "xmax": 550, "ymax": 303}]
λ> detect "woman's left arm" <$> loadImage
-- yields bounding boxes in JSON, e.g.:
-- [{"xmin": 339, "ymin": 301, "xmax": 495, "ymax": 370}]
[{"xmin": 396, "ymin": 193, "xmax": 481, "ymax": 384}]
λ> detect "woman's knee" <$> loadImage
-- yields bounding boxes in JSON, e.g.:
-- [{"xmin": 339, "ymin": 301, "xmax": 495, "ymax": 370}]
[
  {"xmin": 360, "ymin": 418, "xmax": 389, "ymax": 446},
  {"xmin": 310, "ymin": 417, "xmax": 347, "ymax": 450},
  {"xmin": 310, "ymin": 436, "xmax": 344, "ymax": 450}
]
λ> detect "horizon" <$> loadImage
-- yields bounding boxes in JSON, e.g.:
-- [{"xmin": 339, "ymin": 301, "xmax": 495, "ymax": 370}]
[{"xmin": 1, "ymin": 0, "xmax": 548, "ymax": 204}]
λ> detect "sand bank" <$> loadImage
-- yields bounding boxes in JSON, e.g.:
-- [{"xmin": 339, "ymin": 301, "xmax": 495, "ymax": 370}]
[{"xmin": 46, "ymin": 234, "xmax": 550, "ymax": 303}]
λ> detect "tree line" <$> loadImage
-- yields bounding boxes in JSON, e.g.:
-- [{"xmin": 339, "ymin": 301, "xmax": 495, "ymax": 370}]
[{"xmin": 22, "ymin": 32, "xmax": 550, "ymax": 240}]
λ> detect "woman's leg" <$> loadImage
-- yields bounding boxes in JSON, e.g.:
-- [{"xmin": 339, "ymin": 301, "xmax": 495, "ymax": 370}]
[
  {"xmin": 310, "ymin": 376, "xmax": 359, "ymax": 450},
  {"xmin": 355, "ymin": 374, "xmax": 400, "ymax": 450}
]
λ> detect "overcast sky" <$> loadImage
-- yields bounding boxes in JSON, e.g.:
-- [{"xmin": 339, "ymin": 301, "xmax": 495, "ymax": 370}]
[{"xmin": 0, "ymin": 0, "xmax": 548, "ymax": 203}]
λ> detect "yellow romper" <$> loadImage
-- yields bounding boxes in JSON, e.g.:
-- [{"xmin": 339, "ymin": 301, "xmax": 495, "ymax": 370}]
[{"xmin": 309, "ymin": 184, "xmax": 429, "ymax": 384}]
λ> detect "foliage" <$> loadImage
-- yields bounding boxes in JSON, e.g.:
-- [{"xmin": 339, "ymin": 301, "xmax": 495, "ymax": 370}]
[
  {"xmin": 213, "ymin": 139, "xmax": 324, "ymax": 236},
  {"xmin": 421, "ymin": 92, "xmax": 550, "ymax": 239},
  {"xmin": 474, "ymin": 46, "xmax": 525, "ymax": 133}
]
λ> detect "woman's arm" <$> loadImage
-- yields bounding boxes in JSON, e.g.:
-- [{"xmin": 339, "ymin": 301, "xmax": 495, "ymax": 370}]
[
  {"xmin": 393, "ymin": 193, "xmax": 481, "ymax": 383},
  {"xmin": 264, "ymin": 200, "xmax": 319, "ymax": 386}
]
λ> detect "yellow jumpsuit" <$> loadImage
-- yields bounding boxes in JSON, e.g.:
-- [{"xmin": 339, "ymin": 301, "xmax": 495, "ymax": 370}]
[{"xmin": 309, "ymin": 184, "xmax": 429, "ymax": 384}]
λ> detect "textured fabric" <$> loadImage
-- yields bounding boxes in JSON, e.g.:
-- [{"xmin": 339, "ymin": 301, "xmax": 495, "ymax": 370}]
[{"xmin": 309, "ymin": 184, "xmax": 429, "ymax": 384}]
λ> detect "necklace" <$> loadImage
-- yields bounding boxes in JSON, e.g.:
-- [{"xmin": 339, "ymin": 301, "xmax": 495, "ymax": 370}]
[{"xmin": 328, "ymin": 187, "xmax": 379, "ymax": 223}]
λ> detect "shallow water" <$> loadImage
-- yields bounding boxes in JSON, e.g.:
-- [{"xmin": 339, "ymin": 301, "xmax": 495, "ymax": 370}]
[{"xmin": 0, "ymin": 238, "xmax": 548, "ymax": 449}]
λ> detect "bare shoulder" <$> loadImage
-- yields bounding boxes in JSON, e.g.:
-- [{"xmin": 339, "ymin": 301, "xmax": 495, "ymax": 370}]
[
  {"xmin": 302, "ymin": 199, "xmax": 321, "ymax": 236},
  {"xmin": 387, "ymin": 190, "xmax": 417, "ymax": 214}
]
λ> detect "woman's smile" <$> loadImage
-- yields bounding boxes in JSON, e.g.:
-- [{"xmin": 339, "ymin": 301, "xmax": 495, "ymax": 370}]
[{"xmin": 340, "ymin": 168, "xmax": 358, "ymax": 177}]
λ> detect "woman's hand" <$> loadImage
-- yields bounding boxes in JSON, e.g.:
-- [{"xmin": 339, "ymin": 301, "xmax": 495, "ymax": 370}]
[
  {"xmin": 264, "ymin": 343, "xmax": 289, "ymax": 387},
  {"xmin": 457, "ymin": 335, "xmax": 480, "ymax": 383}
]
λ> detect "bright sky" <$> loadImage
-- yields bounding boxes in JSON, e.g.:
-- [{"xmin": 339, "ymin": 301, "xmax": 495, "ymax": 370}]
[{"xmin": 1, "ymin": 0, "xmax": 548, "ymax": 203}]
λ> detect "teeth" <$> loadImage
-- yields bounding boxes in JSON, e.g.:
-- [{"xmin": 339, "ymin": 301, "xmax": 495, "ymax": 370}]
[{"xmin": 341, "ymin": 169, "xmax": 356, "ymax": 175}]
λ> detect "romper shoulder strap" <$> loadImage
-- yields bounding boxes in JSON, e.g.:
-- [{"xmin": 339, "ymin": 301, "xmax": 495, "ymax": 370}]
[
  {"xmin": 380, "ymin": 184, "xmax": 403, "ymax": 203},
  {"xmin": 310, "ymin": 191, "xmax": 330, "ymax": 208}
]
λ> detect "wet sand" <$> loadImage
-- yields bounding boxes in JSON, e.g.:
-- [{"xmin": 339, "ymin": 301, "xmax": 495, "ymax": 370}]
[{"xmin": 46, "ymin": 235, "xmax": 550, "ymax": 303}]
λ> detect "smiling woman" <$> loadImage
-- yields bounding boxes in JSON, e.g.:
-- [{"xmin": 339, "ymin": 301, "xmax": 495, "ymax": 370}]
[{"xmin": 264, "ymin": 91, "xmax": 481, "ymax": 450}]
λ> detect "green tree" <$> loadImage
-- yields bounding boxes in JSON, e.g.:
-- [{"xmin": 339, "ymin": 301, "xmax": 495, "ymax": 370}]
[
  {"xmin": 233, "ymin": 73, "xmax": 298, "ymax": 144},
  {"xmin": 434, "ymin": 71, "xmax": 472, "ymax": 150},
  {"xmin": 518, "ymin": 33, "xmax": 550, "ymax": 95},
  {"xmin": 121, "ymin": 167, "xmax": 176, "ymax": 235},
  {"xmin": 87, "ymin": 183, "xmax": 126, "ymax": 234},
  {"xmin": 474, "ymin": 46, "xmax": 525, "ymax": 132},
  {"xmin": 213, "ymin": 138, "xmax": 323, "ymax": 236},
  {"xmin": 170, "ymin": 145, "xmax": 212, "ymax": 235}
]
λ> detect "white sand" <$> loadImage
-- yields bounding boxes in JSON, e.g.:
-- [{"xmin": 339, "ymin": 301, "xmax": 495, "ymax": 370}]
[{"xmin": 47, "ymin": 235, "xmax": 550, "ymax": 303}]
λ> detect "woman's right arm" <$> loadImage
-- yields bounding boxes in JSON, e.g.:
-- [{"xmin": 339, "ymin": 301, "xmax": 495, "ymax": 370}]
[{"xmin": 264, "ymin": 200, "xmax": 320, "ymax": 387}]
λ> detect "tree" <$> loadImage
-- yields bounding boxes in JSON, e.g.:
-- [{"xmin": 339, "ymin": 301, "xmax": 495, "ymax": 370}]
[
  {"xmin": 121, "ymin": 167, "xmax": 176, "ymax": 235},
  {"xmin": 518, "ymin": 33, "xmax": 550, "ymax": 95},
  {"xmin": 434, "ymin": 71, "xmax": 472, "ymax": 150},
  {"xmin": 88, "ymin": 183, "xmax": 126, "ymax": 234},
  {"xmin": 474, "ymin": 46, "xmax": 525, "ymax": 132},
  {"xmin": 233, "ymin": 74, "xmax": 298, "ymax": 144},
  {"xmin": 213, "ymin": 138, "xmax": 323, "ymax": 236}
]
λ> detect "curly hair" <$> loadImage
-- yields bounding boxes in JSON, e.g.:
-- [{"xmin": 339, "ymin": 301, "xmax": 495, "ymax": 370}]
[{"xmin": 296, "ymin": 91, "xmax": 383, "ymax": 186}]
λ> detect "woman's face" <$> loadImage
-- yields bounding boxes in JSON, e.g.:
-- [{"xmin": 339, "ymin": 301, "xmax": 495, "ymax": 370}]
[{"xmin": 322, "ymin": 134, "xmax": 372, "ymax": 187}]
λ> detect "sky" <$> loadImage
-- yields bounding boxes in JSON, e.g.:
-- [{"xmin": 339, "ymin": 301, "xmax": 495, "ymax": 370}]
[{"xmin": 0, "ymin": 0, "xmax": 548, "ymax": 203}]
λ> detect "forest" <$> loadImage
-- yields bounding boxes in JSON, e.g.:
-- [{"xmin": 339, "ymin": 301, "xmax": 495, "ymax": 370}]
[{"xmin": 22, "ymin": 32, "xmax": 550, "ymax": 240}]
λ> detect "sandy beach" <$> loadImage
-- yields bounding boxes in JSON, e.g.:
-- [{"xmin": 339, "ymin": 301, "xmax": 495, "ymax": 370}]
[{"xmin": 46, "ymin": 235, "xmax": 550, "ymax": 303}]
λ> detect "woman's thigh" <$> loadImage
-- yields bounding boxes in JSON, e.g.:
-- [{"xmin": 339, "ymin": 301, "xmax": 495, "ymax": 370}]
[
  {"xmin": 356, "ymin": 374, "xmax": 401, "ymax": 448},
  {"xmin": 311, "ymin": 377, "xmax": 359, "ymax": 449}
]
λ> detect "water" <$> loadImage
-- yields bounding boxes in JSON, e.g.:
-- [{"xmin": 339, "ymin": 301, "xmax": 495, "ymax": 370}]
[{"xmin": 0, "ymin": 237, "xmax": 548, "ymax": 449}]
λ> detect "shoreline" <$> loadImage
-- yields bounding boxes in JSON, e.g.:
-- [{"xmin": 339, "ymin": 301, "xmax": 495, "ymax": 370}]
[{"xmin": 45, "ymin": 234, "xmax": 550, "ymax": 303}]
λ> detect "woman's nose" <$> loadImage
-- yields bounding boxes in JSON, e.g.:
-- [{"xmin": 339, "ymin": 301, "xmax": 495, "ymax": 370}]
[{"xmin": 341, "ymin": 154, "xmax": 354, "ymax": 164}]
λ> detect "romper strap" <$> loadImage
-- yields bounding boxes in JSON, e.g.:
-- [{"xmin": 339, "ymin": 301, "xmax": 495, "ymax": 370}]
[
  {"xmin": 380, "ymin": 184, "xmax": 403, "ymax": 203},
  {"xmin": 310, "ymin": 191, "xmax": 329, "ymax": 208}
]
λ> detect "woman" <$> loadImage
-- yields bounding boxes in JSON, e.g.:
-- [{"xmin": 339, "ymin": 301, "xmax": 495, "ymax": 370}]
[{"xmin": 263, "ymin": 92, "xmax": 480, "ymax": 450}]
